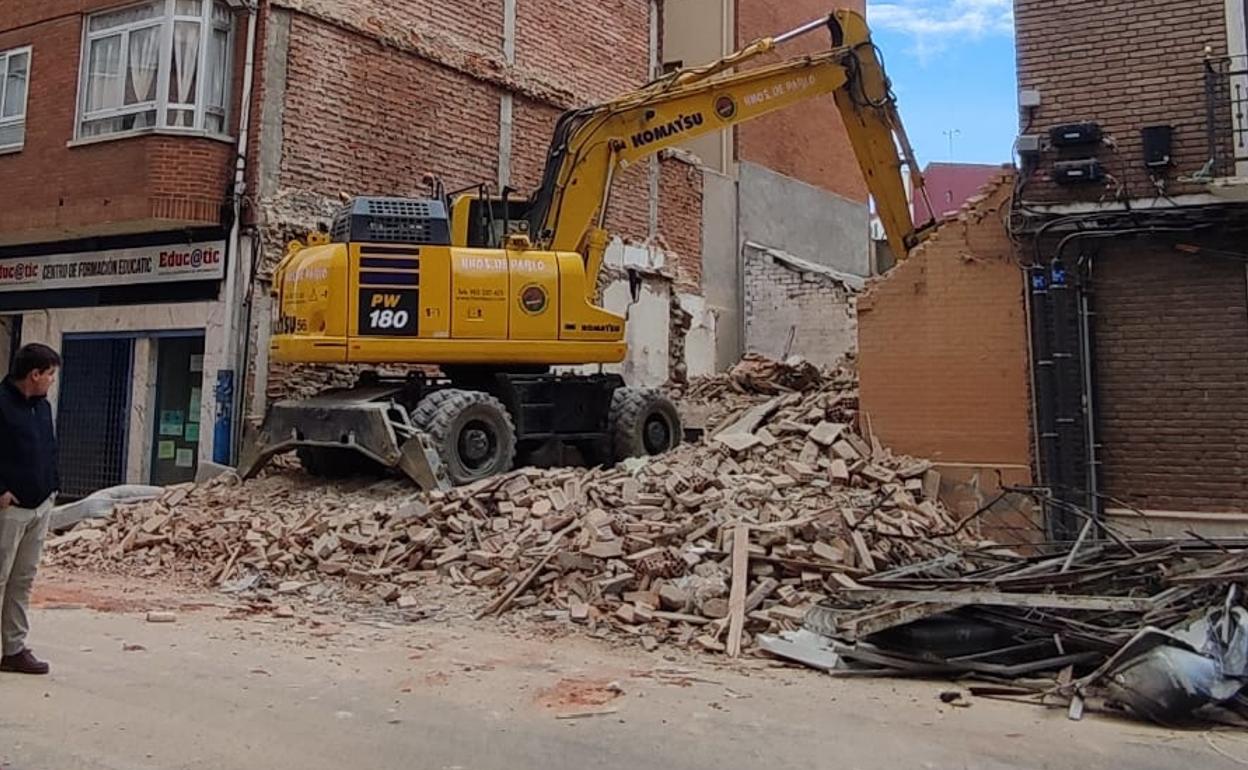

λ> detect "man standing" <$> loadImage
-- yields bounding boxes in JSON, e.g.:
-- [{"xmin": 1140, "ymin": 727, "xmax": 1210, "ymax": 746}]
[{"xmin": 0, "ymin": 343, "xmax": 61, "ymax": 675}]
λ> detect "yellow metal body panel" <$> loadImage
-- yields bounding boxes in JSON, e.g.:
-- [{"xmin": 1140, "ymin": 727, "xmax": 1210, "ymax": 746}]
[
  {"xmin": 271, "ymin": 239, "xmax": 627, "ymax": 366},
  {"xmin": 450, "ymin": 250, "xmax": 509, "ymax": 339},
  {"xmin": 506, "ymin": 250, "xmax": 559, "ymax": 341},
  {"xmin": 274, "ymin": 240, "xmax": 350, "ymax": 361},
  {"xmin": 556, "ymin": 253, "xmax": 625, "ymax": 342},
  {"xmin": 417, "ymin": 245, "xmax": 452, "ymax": 339}
]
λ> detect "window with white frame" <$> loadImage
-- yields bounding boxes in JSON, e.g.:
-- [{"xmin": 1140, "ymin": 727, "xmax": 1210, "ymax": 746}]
[
  {"xmin": 0, "ymin": 47, "xmax": 31, "ymax": 152},
  {"xmin": 78, "ymin": 0, "xmax": 233, "ymax": 140}
]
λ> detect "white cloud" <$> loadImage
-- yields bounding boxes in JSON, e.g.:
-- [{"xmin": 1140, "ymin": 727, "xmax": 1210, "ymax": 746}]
[{"xmin": 868, "ymin": 0, "xmax": 1014, "ymax": 57}]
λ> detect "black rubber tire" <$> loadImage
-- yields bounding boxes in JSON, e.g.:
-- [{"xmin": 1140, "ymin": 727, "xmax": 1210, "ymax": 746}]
[
  {"xmin": 609, "ymin": 387, "xmax": 682, "ymax": 462},
  {"xmin": 295, "ymin": 446, "xmax": 384, "ymax": 478},
  {"xmin": 411, "ymin": 389, "xmax": 517, "ymax": 485}
]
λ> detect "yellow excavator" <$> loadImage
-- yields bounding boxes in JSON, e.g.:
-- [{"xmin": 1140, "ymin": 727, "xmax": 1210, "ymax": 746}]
[{"xmin": 240, "ymin": 9, "xmax": 935, "ymax": 489}]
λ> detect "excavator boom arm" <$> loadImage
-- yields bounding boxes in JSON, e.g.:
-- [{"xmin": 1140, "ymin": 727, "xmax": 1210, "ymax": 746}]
[{"xmin": 530, "ymin": 9, "xmax": 934, "ymax": 268}]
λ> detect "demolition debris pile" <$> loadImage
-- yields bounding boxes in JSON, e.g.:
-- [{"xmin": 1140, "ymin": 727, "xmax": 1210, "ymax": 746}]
[
  {"xmin": 46, "ymin": 355, "xmax": 978, "ymax": 655},
  {"xmin": 763, "ymin": 534, "xmax": 1248, "ymax": 726}
]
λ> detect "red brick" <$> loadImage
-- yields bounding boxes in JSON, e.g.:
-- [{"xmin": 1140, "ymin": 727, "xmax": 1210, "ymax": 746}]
[
  {"xmin": 735, "ymin": 0, "xmax": 868, "ymax": 203},
  {"xmin": 1014, "ymin": 0, "xmax": 1227, "ymax": 203},
  {"xmin": 1091, "ymin": 241, "xmax": 1248, "ymax": 513},
  {"xmin": 0, "ymin": 5, "xmax": 240, "ymax": 243},
  {"xmin": 858, "ymin": 174, "xmax": 1032, "ymax": 470}
]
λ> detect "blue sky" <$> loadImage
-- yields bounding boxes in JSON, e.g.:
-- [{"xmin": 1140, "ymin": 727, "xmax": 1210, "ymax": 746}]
[{"xmin": 866, "ymin": 0, "xmax": 1018, "ymax": 167}]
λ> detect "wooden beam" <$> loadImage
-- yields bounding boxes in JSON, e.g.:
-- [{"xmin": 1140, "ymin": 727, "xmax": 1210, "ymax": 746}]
[{"xmin": 726, "ymin": 523, "xmax": 750, "ymax": 658}]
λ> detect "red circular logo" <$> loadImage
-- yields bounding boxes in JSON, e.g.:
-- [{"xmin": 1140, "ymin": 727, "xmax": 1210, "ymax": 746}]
[
  {"xmin": 715, "ymin": 95, "xmax": 737, "ymax": 120},
  {"xmin": 520, "ymin": 284, "xmax": 548, "ymax": 315}
]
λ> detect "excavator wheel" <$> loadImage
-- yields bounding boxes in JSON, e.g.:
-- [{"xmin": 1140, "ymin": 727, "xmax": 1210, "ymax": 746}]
[
  {"xmin": 609, "ymin": 387, "xmax": 682, "ymax": 462},
  {"xmin": 295, "ymin": 446, "xmax": 384, "ymax": 478},
  {"xmin": 412, "ymin": 389, "xmax": 517, "ymax": 486}
]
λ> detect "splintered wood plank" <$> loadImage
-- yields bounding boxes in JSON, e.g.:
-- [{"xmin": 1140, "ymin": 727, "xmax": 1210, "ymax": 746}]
[{"xmin": 726, "ymin": 523, "xmax": 750, "ymax": 659}]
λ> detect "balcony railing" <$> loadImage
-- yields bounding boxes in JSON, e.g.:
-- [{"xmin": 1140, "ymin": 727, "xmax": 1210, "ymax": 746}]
[{"xmin": 1205, "ymin": 56, "xmax": 1248, "ymax": 178}]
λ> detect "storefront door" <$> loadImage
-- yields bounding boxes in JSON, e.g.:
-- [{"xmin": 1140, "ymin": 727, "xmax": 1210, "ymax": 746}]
[
  {"xmin": 149, "ymin": 334, "xmax": 206, "ymax": 485},
  {"xmin": 57, "ymin": 336, "xmax": 134, "ymax": 499}
]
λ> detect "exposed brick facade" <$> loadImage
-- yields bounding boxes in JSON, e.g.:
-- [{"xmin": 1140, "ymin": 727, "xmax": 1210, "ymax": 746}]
[
  {"xmin": 1091, "ymin": 240, "xmax": 1248, "ymax": 513},
  {"xmin": 1014, "ymin": 0, "xmax": 1229, "ymax": 203},
  {"xmin": 266, "ymin": 2, "xmax": 661, "ymax": 245},
  {"xmin": 859, "ymin": 176, "xmax": 1031, "ymax": 466},
  {"xmin": 744, "ymin": 249, "xmax": 856, "ymax": 369},
  {"xmin": 0, "ymin": 2, "xmax": 240, "ymax": 245},
  {"xmin": 859, "ymin": 175, "xmax": 1036, "ymax": 531},
  {"xmin": 735, "ymin": 0, "xmax": 868, "ymax": 204},
  {"xmin": 516, "ymin": 0, "xmax": 650, "ymax": 103},
  {"xmin": 280, "ymin": 16, "xmax": 502, "ymax": 198},
  {"xmin": 658, "ymin": 155, "xmax": 705, "ymax": 293},
  {"xmin": 1017, "ymin": 0, "xmax": 1248, "ymax": 519}
]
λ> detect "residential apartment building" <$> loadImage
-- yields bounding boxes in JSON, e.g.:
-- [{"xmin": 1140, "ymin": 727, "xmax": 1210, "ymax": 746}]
[
  {"xmin": 1, "ymin": 0, "xmax": 870, "ymax": 497},
  {"xmin": 0, "ymin": 0, "xmax": 248, "ymax": 497},
  {"xmin": 1014, "ymin": 0, "xmax": 1248, "ymax": 535}
]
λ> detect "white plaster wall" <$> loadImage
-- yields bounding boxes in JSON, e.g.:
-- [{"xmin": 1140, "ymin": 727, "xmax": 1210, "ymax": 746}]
[
  {"xmin": 739, "ymin": 161, "xmax": 871, "ymax": 277},
  {"xmin": 700, "ymin": 168, "xmax": 741, "ymax": 371},
  {"xmin": 679, "ymin": 293, "xmax": 716, "ymax": 378},
  {"xmin": 603, "ymin": 238, "xmax": 665, "ymax": 272},
  {"xmin": 599, "ymin": 278, "xmax": 670, "ymax": 388},
  {"xmin": 126, "ymin": 339, "xmax": 157, "ymax": 485},
  {"xmin": 20, "ymin": 299, "xmax": 226, "ymax": 469}
]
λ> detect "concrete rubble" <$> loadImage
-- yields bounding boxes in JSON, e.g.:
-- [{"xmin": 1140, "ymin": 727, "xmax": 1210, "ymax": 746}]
[{"xmin": 46, "ymin": 355, "xmax": 977, "ymax": 656}]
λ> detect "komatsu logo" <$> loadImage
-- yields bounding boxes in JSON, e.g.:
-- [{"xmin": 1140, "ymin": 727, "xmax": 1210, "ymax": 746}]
[{"xmin": 630, "ymin": 112, "xmax": 704, "ymax": 149}]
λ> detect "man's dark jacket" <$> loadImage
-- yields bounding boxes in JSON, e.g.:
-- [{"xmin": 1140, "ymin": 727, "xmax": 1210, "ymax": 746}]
[{"xmin": 0, "ymin": 377, "xmax": 59, "ymax": 508}]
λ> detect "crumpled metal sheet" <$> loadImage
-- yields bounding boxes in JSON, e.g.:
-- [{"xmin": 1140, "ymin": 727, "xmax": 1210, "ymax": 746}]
[
  {"xmin": 756, "ymin": 630, "xmax": 841, "ymax": 672},
  {"xmin": 1101, "ymin": 601, "xmax": 1248, "ymax": 725}
]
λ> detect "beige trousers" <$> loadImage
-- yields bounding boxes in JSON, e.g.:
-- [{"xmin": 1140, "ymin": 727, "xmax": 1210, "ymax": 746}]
[{"xmin": 0, "ymin": 496, "xmax": 52, "ymax": 657}]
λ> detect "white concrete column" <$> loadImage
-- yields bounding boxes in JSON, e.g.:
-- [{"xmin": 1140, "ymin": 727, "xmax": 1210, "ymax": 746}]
[
  {"xmin": 126, "ymin": 338, "xmax": 157, "ymax": 484},
  {"xmin": 498, "ymin": 0, "xmax": 516, "ymax": 191}
]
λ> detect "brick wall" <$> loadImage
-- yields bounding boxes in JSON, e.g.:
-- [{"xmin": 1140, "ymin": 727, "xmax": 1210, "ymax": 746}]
[
  {"xmin": 659, "ymin": 155, "xmax": 705, "ymax": 293},
  {"xmin": 858, "ymin": 174, "xmax": 1036, "ymax": 531},
  {"xmin": 735, "ymin": 0, "xmax": 868, "ymax": 203},
  {"xmin": 1092, "ymin": 240, "xmax": 1248, "ymax": 513},
  {"xmin": 281, "ymin": 17, "xmax": 502, "ymax": 198},
  {"xmin": 1015, "ymin": 0, "xmax": 1229, "ymax": 203},
  {"xmin": 0, "ymin": 2, "xmax": 238, "ymax": 245},
  {"xmin": 516, "ymin": 0, "xmax": 649, "ymax": 103},
  {"xmin": 743, "ymin": 249, "xmax": 856, "ymax": 368},
  {"xmin": 270, "ymin": 4, "xmax": 665, "ymax": 245}
]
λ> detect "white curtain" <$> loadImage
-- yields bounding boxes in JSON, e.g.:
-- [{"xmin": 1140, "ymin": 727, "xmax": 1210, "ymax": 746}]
[
  {"xmin": 208, "ymin": 28, "xmax": 227, "ymax": 107},
  {"xmin": 172, "ymin": 21, "xmax": 200, "ymax": 105},
  {"xmin": 2, "ymin": 52, "xmax": 27, "ymax": 119},
  {"xmin": 127, "ymin": 27, "xmax": 159, "ymax": 104},
  {"xmin": 86, "ymin": 35, "xmax": 124, "ymax": 113}
]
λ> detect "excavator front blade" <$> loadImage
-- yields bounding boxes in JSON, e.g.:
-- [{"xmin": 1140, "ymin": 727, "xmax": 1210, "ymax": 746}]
[{"xmin": 237, "ymin": 386, "xmax": 451, "ymax": 491}]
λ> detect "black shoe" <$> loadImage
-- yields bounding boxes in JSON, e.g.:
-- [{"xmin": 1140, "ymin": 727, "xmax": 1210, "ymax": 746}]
[{"xmin": 1, "ymin": 648, "xmax": 50, "ymax": 674}]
